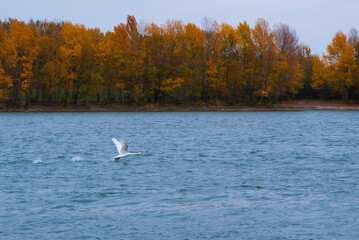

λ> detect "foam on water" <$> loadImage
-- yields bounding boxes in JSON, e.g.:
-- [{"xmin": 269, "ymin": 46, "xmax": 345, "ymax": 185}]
[
  {"xmin": 32, "ymin": 158, "xmax": 43, "ymax": 164},
  {"xmin": 71, "ymin": 156, "xmax": 83, "ymax": 162}
]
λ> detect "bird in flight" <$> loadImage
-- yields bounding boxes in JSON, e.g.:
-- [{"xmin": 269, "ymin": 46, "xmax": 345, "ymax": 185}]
[{"xmin": 112, "ymin": 138, "xmax": 142, "ymax": 161}]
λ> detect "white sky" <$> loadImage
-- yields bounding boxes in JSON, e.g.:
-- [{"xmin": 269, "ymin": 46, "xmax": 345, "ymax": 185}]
[{"xmin": 1, "ymin": 0, "xmax": 359, "ymax": 55}]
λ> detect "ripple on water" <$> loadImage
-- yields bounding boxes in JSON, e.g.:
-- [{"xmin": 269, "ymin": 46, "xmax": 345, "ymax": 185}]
[{"xmin": 1, "ymin": 112, "xmax": 359, "ymax": 239}]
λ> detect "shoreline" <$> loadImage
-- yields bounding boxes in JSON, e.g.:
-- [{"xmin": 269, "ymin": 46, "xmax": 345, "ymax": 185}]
[{"xmin": 1, "ymin": 100, "xmax": 359, "ymax": 112}]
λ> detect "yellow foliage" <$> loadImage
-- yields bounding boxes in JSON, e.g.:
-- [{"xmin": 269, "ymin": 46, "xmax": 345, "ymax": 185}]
[
  {"xmin": 324, "ymin": 31, "xmax": 358, "ymax": 98},
  {"xmin": 261, "ymin": 90, "xmax": 269, "ymax": 98},
  {"xmin": 0, "ymin": 20, "xmax": 40, "ymax": 96},
  {"xmin": 184, "ymin": 23, "xmax": 205, "ymax": 51},
  {"xmin": 134, "ymin": 84, "xmax": 144, "ymax": 98},
  {"xmin": 311, "ymin": 56, "xmax": 328, "ymax": 90},
  {"xmin": 159, "ymin": 78, "xmax": 184, "ymax": 94},
  {"xmin": 0, "ymin": 65, "xmax": 12, "ymax": 100},
  {"xmin": 2, "ymin": 17, "xmax": 359, "ymax": 106},
  {"xmin": 116, "ymin": 82, "xmax": 126, "ymax": 89},
  {"xmin": 206, "ymin": 61, "xmax": 227, "ymax": 98},
  {"xmin": 267, "ymin": 50, "xmax": 304, "ymax": 100}
]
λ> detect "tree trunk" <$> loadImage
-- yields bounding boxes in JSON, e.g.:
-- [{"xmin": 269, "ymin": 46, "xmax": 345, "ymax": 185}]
[{"xmin": 345, "ymin": 87, "xmax": 350, "ymax": 104}]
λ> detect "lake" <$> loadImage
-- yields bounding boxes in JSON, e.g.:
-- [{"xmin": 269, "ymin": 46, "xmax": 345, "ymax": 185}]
[{"xmin": 0, "ymin": 112, "xmax": 358, "ymax": 239}]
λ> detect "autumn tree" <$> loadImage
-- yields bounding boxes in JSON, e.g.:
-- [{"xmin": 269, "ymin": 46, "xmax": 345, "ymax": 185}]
[
  {"xmin": 297, "ymin": 44, "xmax": 314, "ymax": 98},
  {"xmin": 218, "ymin": 23, "xmax": 237, "ymax": 103},
  {"xmin": 159, "ymin": 77, "xmax": 184, "ymax": 103},
  {"xmin": 5, "ymin": 17, "xmax": 353, "ymax": 107},
  {"xmin": 270, "ymin": 23, "xmax": 303, "ymax": 103},
  {"xmin": 31, "ymin": 21, "xmax": 62, "ymax": 103},
  {"xmin": 348, "ymin": 28, "xmax": 359, "ymax": 102},
  {"xmin": 0, "ymin": 19, "xmax": 39, "ymax": 106},
  {"xmin": 311, "ymin": 56, "xmax": 332, "ymax": 99},
  {"xmin": 206, "ymin": 60, "xmax": 227, "ymax": 100},
  {"xmin": 348, "ymin": 28, "xmax": 359, "ymax": 64},
  {"xmin": 235, "ymin": 21, "xmax": 257, "ymax": 105},
  {"xmin": 124, "ymin": 15, "xmax": 145, "ymax": 104},
  {"xmin": 105, "ymin": 15, "xmax": 144, "ymax": 105},
  {"xmin": 57, "ymin": 22, "xmax": 104, "ymax": 105},
  {"xmin": 0, "ymin": 22, "xmax": 12, "ymax": 100},
  {"xmin": 202, "ymin": 20, "xmax": 226, "ymax": 103},
  {"xmin": 252, "ymin": 18, "xmax": 277, "ymax": 105},
  {"xmin": 325, "ymin": 31, "xmax": 358, "ymax": 103},
  {"xmin": 0, "ymin": 61, "xmax": 12, "ymax": 100},
  {"xmin": 182, "ymin": 23, "xmax": 206, "ymax": 101},
  {"xmin": 144, "ymin": 20, "xmax": 187, "ymax": 103}
]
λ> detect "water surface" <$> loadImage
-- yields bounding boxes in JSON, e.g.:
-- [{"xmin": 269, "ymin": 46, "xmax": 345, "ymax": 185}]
[{"xmin": 1, "ymin": 112, "xmax": 359, "ymax": 239}]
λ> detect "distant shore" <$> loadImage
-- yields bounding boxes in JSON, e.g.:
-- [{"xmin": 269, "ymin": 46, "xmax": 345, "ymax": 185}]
[{"xmin": 1, "ymin": 100, "xmax": 359, "ymax": 112}]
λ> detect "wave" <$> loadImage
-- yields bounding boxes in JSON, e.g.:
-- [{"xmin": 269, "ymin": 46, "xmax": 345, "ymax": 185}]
[
  {"xmin": 33, "ymin": 158, "xmax": 43, "ymax": 164},
  {"xmin": 72, "ymin": 156, "xmax": 83, "ymax": 162}
]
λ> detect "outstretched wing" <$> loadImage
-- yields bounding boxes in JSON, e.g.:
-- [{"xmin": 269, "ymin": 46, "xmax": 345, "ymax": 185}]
[
  {"xmin": 112, "ymin": 138, "xmax": 128, "ymax": 155},
  {"xmin": 111, "ymin": 138, "xmax": 122, "ymax": 154},
  {"xmin": 119, "ymin": 139, "xmax": 128, "ymax": 152}
]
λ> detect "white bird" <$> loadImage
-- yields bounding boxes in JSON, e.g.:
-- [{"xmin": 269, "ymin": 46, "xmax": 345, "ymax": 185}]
[{"xmin": 112, "ymin": 138, "xmax": 142, "ymax": 161}]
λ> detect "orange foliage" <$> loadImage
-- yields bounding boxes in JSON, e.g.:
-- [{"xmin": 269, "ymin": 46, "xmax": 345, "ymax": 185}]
[
  {"xmin": 159, "ymin": 77, "xmax": 184, "ymax": 94},
  {"xmin": 1, "ymin": 16, "xmax": 359, "ymax": 106}
]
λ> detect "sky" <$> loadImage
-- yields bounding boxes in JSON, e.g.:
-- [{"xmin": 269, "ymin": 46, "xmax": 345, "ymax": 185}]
[{"xmin": 1, "ymin": 0, "xmax": 359, "ymax": 55}]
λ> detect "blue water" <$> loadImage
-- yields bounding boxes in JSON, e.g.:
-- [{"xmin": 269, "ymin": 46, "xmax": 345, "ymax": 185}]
[{"xmin": 1, "ymin": 112, "xmax": 359, "ymax": 239}]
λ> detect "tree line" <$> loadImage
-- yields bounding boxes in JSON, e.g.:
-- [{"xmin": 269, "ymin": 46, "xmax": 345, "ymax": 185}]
[{"xmin": 0, "ymin": 16, "xmax": 358, "ymax": 107}]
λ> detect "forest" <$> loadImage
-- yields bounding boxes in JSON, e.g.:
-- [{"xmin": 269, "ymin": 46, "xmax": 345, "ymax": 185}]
[{"xmin": 1, "ymin": 15, "xmax": 359, "ymax": 107}]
